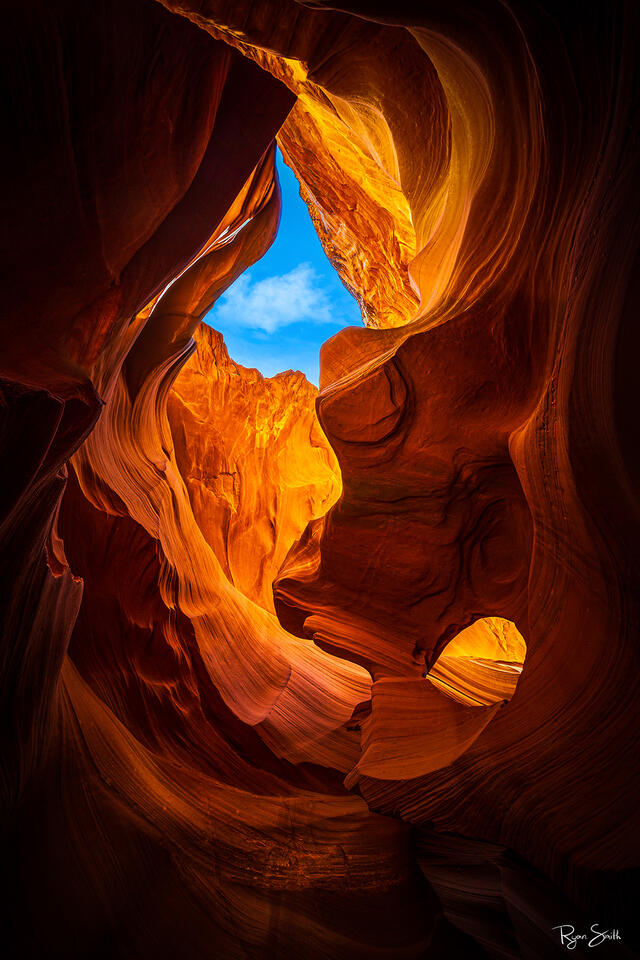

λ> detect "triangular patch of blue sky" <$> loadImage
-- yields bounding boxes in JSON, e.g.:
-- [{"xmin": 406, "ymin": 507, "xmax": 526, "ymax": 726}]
[{"xmin": 203, "ymin": 148, "xmax": 362, "ymax": 385}]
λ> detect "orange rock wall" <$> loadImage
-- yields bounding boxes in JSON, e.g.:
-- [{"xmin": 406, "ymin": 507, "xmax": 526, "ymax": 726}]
[
  {"xmin": 168, "ymin": 324, "xmax": 341, "ymax": 613},
  {"xmin": 1, "ymin": 0, "xmax": 638, "ymax": 958}
]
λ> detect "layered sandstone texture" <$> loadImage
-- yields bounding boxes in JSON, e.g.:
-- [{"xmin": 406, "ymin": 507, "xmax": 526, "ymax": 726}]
[
  {"xmin": 1, "ymin": 1, "xmax": 639, "ymax": 959},
  {"xmin": 168, "ymin": 324, "xmax": 341, "ymax": 613}
]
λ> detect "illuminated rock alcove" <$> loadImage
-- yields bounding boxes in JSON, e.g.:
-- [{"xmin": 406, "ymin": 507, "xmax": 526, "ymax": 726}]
[{"xmin": 1, "ymin": 1, "xmax": 638, "ymax": 959}]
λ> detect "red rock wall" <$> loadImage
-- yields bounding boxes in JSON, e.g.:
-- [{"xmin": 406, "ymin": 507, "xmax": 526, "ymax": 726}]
[{"xmin": 0, "ymin": 1, "xmax": 638, "ymax": 958}]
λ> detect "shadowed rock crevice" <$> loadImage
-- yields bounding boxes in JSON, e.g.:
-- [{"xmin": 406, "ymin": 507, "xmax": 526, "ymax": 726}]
[{"xmin": 0, "ymin": 0, "xmax": 638, "ymax": 957}]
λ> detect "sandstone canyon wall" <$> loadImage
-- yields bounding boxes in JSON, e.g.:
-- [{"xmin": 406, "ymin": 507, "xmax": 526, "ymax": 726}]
[{"xmin": 1, "ymin": 1, "xmax": 638, "ymax": 958}]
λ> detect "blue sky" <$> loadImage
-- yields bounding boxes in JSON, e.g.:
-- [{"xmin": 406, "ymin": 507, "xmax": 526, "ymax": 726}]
[{"xmin": 203, "ymin": 148, "xmax": 362, "ymax": 385}]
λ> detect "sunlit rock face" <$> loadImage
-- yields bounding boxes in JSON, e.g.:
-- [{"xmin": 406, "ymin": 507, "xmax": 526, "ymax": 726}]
[
  {"xmin": 168, "ymin": 324, "xmax": 341, "ymax": 613},
  {"xmin": 1, "ymin": 0, "xmax": 639, "ymax": 958}
]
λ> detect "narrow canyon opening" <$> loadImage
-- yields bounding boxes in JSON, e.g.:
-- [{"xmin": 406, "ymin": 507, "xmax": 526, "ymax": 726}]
[
  {"xmin": 203, "ymin": 147, "xmax": 363, "ymax": 385},
  {"xmin": 2, "ymin": 1, "xmax": 637, "ymax": 957}
]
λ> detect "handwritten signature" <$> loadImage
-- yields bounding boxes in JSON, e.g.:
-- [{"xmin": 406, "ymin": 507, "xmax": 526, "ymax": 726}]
[{"xmin": 553, "ymin": 925, "xmax": 623, "ymax": 949}]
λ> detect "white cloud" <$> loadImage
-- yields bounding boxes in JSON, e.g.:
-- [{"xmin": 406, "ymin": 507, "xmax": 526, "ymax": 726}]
[{"xmin": 214, "ymin": 263, "xmax": 335, "ymax": 333}]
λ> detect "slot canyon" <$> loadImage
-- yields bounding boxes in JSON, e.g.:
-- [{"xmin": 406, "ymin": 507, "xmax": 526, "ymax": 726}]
[{"xmin": 1, "ymin": 0, "xmax": 638, "ymax": 957}]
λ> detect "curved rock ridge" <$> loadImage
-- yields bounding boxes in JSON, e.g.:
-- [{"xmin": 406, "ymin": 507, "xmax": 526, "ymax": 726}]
[
  {"xmin": 344, "ymin": 618, "xmax": 526, "ymax": 785},
  {"xmin": 0, "ymin": 0, "xmax": 639, "ymax": 957},
  {"xmin": 167, "ymin": 0, "xmax": 639, "ymax": 936},
  {"xmin": 67, "ymin": 152, "xmax": 370, "ymax": 762}
]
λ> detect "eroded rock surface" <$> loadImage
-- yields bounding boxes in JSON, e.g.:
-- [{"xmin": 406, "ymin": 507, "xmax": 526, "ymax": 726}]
[
  {"xmin": 168, "ymin": 324, "xmax": 341, "ymax": 613},
  {"xmin": 1, "ymin": 0, "xmax": 638, "ymax": 957}
]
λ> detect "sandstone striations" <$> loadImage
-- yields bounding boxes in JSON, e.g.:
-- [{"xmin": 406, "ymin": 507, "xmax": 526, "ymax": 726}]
[
  {"xmin": 1, "ymin": 0, "xmax": 639, "ymax": 958},
  {"xmin": 168, "ymin": 324, "xmax": 341, "ymax": 613}
]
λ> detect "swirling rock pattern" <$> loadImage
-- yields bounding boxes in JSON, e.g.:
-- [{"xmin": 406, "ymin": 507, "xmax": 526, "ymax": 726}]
[{"xmin": 1, "ymin": 0, "xmax": 638, "ymax": 957}]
